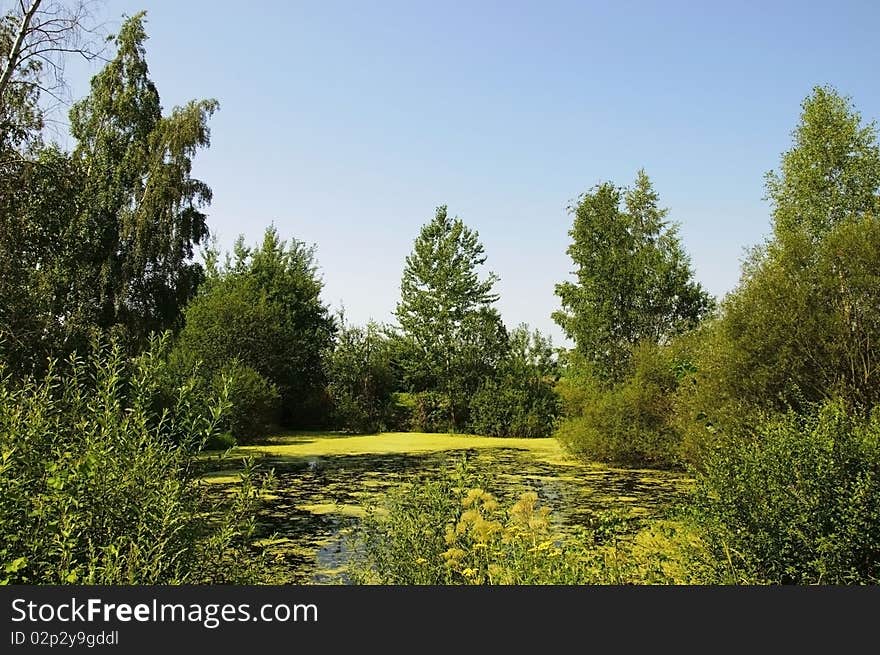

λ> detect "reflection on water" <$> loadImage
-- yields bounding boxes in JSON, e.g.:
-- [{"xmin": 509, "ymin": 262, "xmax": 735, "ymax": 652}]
[{"xmin": 208, "ymin": 447, "xmax": 687, "ymax": 584}]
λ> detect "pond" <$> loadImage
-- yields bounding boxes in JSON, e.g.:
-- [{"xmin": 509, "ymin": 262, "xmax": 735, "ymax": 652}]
[{"xmin": 201, "ymin": 433, "xmax": 689, "ymax": 584}]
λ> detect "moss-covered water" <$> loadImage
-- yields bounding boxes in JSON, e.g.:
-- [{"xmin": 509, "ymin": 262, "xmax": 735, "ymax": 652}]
[{"xmin": 201, "ymin": 433, "xmax": 688, "ymax": 584}]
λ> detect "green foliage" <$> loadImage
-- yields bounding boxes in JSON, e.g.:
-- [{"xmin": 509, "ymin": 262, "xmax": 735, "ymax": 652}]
[
  {"xmin": 350, "ymin": 465, "xmax": 465, "ymax": 584},
  {"xmin": 677, "ymin": 89, "xmax": 880, "ymax": 461},
  {"xmin": 1, "ymin": 13, "xmax": 216, "ymax": 373},
  {"xmin": 0, "ymin": 147, "xmax": 86, "ymax": 375},
  {"xmin": 385, "ymin": 392, "xmax": 416, "ymax": 432},
  {"xmin": 325, "ymin": 321, "xmax": 395, "ymax": 433},
  {"xmin": 468, "ymin": 325, "xmax": 560, "ymax": 438},
  {"xmin": 554, "ymin": 171, "xmax": 712, "ymax": 382},
  {"xmin": 690, "ymin": 400, "xmax": 880, "ymax": 584},
  {"xmin": 173, "ymin": 226, "xmax": 335, "ymax": 428},
  {"xmin": 766, "ymin": 85, "xmax": 880, "ymax": 242},
  {"xmin": 68, "ymin": 12, "xmax": 217, "ymax": 347},
  {"xmin": 395, "ymin": 206, "xmax": 507, "ymax": 427},
  {"xmin": 408, "ymin": 391, "xmax": 454, "ymax": 433},
  {"xmin": 0, "ymin": 337, "xmax": 269, "ymax": 584},
  {"xmin": 556, "ymin": 342, "xmax": 686, "ymax": 468},
  {"xmin": 214, "ymin": 360, "xmax": 280, "ymax": 443}
]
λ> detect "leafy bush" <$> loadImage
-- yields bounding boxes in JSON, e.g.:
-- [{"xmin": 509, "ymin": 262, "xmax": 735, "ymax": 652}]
[
  {"xmin": 468, "ymin": 380, "xmax": 559, "ymax": 438},
  {"xmin": 173, "ymin": 227, "xmax": 335, "ymax": 428},
  {"xmin": 468, "ymin": 325, "xmax": 560, "ymax": 438},
  {"xmin": 386, "ymin": 392, "xmax": 416, "ymax": 432},
  {"xmin": 673, "ymin": 215, "xmax": 880, "ymax": 467},
  {"xmin": 214, "ymin": 360, "xmax": 280, "ymax": 443},
  {"xmin": 0, "ymin": 338, "xmax": 269, "ymax": 584},
  {"xmin": 350, "ymin": 464, "xmax": 624, "ymax": 584},
  {"xmin": 690, "ymin": 399, "xmax": 880, "ymax": 584},
  {"xmin": 325, "ymin": 322, "xmax": 395, "ymax": 433},
  {"xmin": 350, "ymin": 465, "xmax": 465, "ymax": 584},
  {"xmin": 409, "ymin": 391, "xmax": 454, "ymax": 433},
  {"xmin": 556, "ymin": 343, "xmax": 684, "ymax": 468}
]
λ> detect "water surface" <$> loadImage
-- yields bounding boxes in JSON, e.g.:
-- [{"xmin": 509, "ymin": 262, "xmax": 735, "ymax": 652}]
[{"xmin": 203, "ymin": 433, "xmax": 687, "ymax": 584}]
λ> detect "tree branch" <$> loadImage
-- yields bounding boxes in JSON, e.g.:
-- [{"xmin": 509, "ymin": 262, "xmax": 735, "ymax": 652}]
[{"xmin": 0, "ymin": 0, "xmax": 43, "ymax": 102}]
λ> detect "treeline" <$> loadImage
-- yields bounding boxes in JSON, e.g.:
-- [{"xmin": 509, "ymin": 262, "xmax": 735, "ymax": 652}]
[
  {"xmin": 548, "ymin": 87, "xmax": 880, "ymax": 583},
  {"xmin": 165, "ymin": 207, "xmax": 561, "ymax": 443},
  {"xmin": 0, "ymin": 11, "xmax": 558, "ymax": 446}
]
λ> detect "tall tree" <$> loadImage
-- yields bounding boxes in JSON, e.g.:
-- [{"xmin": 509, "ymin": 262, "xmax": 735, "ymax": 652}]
[
  {"xmin": 1, "ymin": 1, "xmax": 102, "ymax": 371},
  {"xmin": 686, "ymin": 87, "xmax": 880, "ymax": 427},
  {"xmin": 766, "ymin": 85, "xmax": 880, "ymax": 242},
  {"xmin": 2, "ymin": 12, "xmax": 216, "ymax": 373},
  {"xmin": 554, "ymin": 170, "xmax": 712, "ymax": 382},
  {"xmin": 68, "ymin": 11, "xmax": 217, "ymax": 346},
  {"xmin": 395, "ymin": 205, "xmax": 506, "ymax": 426}
]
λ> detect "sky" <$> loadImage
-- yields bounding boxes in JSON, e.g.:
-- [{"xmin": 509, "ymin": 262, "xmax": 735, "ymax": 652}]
[{"xmin": 52, "ymin": 0, "xmax": 880, "ymax": 343}]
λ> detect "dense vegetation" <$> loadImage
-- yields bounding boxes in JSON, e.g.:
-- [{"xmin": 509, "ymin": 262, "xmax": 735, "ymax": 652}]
[
  {"xmin": 1, "ymin": 2, "xmax": 879, "ymax": 585},
  {"xmin": 0, "ymin": 339, "xmax": 267, "ymax": 584}
]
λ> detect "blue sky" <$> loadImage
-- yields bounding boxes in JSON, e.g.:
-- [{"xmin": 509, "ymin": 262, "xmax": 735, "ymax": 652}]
[{"xmin": 59, "ymin": 1, "xmax": 880, "ymax": 343}]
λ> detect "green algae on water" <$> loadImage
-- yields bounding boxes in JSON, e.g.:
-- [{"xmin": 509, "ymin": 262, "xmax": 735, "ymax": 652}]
[{"xmin": 201, "ymin": 432, "xmax": 689, "ymax": 584}]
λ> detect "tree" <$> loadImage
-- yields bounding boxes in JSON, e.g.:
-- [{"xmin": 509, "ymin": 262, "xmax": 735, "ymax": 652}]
[
  {"xmin": 394, "ymin": 205, "xmax": 506, "ymax": 428},
  {"xmin": 0, "ymin": 12, "xmax": 40, "ymax": 150},
  {"xmin": 0, "ymin": 1, "xmax": 102, "ymax": 105},
  {"xmin": 553, "ymin": 170, "xmax": 712, "ymax": 382},
  {"xmin": 324, "ymin": 320, "xmax": 395, "ymax": 433},
  {"xmin": 468, "ymin": 325, "xmax": 560, "ymax": 438},
  {"xmin": 1, "ymin": 12, "xmax": 216, "ymax": 374},
  {"xmin": 766, "ymin": 85, "xmax": 880, "ymax": 242},
  {"xmin": 677, "ymin": 87, "xmax": 880, "ymax": 461},
  {"xmin": 0, "ymin": 145, "xmax": 84, "ymax": 373},
  {"xmin": 68, "ymin": 11, "xmax": 217, "ymax": 347},
  {"xmin": 172, "ymin": 226, "xmax": 336, "ymax": 428},
  {"xmin": 1, "ymin": 0, "xmax": 103, "ymax": 149}
]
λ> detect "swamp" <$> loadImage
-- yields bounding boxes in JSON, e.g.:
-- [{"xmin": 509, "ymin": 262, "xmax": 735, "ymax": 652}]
[{"xmin": 201, "ymin": 433, "xmax": 689, "ymax": 583}]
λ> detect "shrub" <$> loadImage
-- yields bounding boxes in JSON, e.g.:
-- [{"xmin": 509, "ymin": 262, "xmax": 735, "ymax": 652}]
[
  {"xmin": 675, "ymin": 213, "xmax": 880, "ymax": 467},
  {"xmin": 350, "ymin": 466, "xmax": 465, "ymax": 584},
  {"xmin": 214, "ymin": 360, "xmax": 280, "ymax": 443},
  {"xmin": 349, "ymin": 463, "xmax": 625, "ymax": 584},
  {"xmin": 409, "ymin": 391, "xmax": 454, "ymax": 433},
  {"xmin": 468, "ymin": 325, "xmax": 560, "ymax": 438},
  {"xmin": 468, "ymin": 379, "xmax": 559, "ymax": 438},
  {"xmin": 556, "ymin": 343, "xmax": 684, "ymax": 468},
  {"xmin": 387, "ymin": 392, "xmax": 416, "ymax": 432},
  {"xmin": 0, "ymin": 338, "xmax": 269, "ymax": 584},
  {"xmin": 324, "ymin": 322, "xmax": 395, "ymax": 433},
  {"xmin": 690, "ymin": 399, "xmax": 880, "ymax": 584}
]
